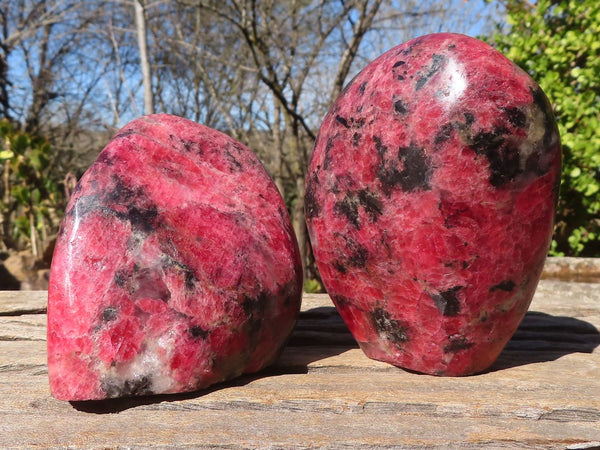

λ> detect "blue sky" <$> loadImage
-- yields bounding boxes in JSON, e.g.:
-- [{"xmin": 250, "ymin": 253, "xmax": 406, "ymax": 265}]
[{"xmin": 4, "ymin": 0, "xmax": 507, "ymax": 131}]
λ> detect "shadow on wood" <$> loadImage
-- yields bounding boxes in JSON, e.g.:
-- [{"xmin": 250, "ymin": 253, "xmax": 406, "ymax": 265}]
[
  {"xmin": 69, "ymin": 367, "xmax": 280, "ymax": 414},
  {"xmin": 491, "ymin": 311, "xmax": 600, "ymax": 371},
  {"xmin": 67, "ymin": 305, "xmax": 600, "ymax": 414},
  {"xmin": 68, "ymin": 306, "xmax": 354, "ymax": 414},
  {"xmin": 292, "ymin": 305, "xmax": 600, "ymax": 375}
]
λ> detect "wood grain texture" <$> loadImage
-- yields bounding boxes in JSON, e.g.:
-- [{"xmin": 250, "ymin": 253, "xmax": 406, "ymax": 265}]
[
  {"xmin": 1, "ymin": 281, "xmax": 599, "ymax": 449},
  {"xmin": 0, "ymin": 290, "xmax": 47, "ymax": 315}
]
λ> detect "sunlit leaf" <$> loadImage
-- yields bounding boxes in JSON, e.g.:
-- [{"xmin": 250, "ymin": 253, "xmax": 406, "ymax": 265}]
[{"xmin": 0, "ymin": 150, "xmax": 14, "ymax": 159}]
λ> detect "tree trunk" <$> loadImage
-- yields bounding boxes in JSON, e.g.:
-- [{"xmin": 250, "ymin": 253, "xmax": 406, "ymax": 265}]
[
  {"xmin": 272, "ymin": 99, "xmax": 284, "ymax": 195},
  {"xmin": 330, "ymin": 0, "xmax": 384, "ymax": 103},
  {"xmin": 135, "ymin": 0, "xmax": 154, "ymax": 115},
  {"xmin": 25, "ymin": 23, "xmax": 53, "ymax": 135},
  {"xmin": 293, "ymin": 174, "xmax": 307, "ymax": 280},
  {"xmin": 0, "ymin": 51, "xmax": 11, "ymax": 121}
]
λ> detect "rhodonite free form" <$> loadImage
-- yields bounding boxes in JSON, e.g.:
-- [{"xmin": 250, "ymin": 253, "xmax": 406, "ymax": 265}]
[
  {"xmin": 305, "ymin": 33, "xmax": 561, "ymax": 376},
  {"xmin": 48, "ymin": 114, "xmax": 302, "ymax": 400}
]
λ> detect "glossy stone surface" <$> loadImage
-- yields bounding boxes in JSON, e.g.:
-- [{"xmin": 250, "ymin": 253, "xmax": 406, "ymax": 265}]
[
  {"xmin": 48, "ymin": 114, "xmax": 302, "ymax": 400},
  {"xmin": 305, "ymin": 33, "xmax": 561, "ymax": 376}
]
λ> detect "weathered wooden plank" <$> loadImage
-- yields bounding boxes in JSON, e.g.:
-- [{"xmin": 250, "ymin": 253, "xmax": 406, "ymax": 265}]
[
  {"xmin": 1, "ymin": 360, "xmax": 599, "ymax": 448},
  {"xmin": 0, "ymin": 281, "xmax": 599, "ymax": 449},
  {"xmin": 2, "ymin": 346, "xmax": 598, "ymax": 412},
  {"xmin": 0, "ymin": 290, "xmax": 47, "ymax": 315},
  {"xmin": 1, "ymin": 280, "xmax": 599, "ymax": 316},
  {"xmin": 542, "ymin": 257, "xmax": 600, "ymax": 283},
  {"xmin": 5, "ymin": 407, "xmax": 595, "ymax": 449},
  {"xmin": 0, "ymin": 315, "xmax": 46, "ymax": 341}
]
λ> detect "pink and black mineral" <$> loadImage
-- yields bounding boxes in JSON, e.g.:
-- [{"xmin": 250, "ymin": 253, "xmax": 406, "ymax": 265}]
[
  {"xmin": 305, "ymin": 33, "xmax": 561, "ymax": 376},
  {"xmin": 48, "ymin": 114, "xmax": 303, "ymax": 401}
]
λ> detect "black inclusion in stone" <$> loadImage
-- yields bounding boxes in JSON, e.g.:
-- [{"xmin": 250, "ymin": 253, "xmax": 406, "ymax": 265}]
[
  {"xmin": 470, "ymin": 128, "xmax": 506, "ymax": 156},
  {"xmin": 334, "ymin": 193, "xmax": 360, "ymax": 229},
  {"xmin": 189, "ymin": 325, "xmax": 209, "ymax": 340},
  {"xmin": 531, "ymin": 86, "xmax": 559, "ymax": 150},
  {"xmin": 96, "ymin": 152, "xmax": 114, "ymax": 166},
  {"xmin": 106, "ymin": 176, "xmax": 160, "ymax": 232},
  {"xmin": 443, "ymin": 336, "xmax": 473, "ymax": 354},
  {"xmin": 359, "ymin": 82, "xmax": 367, "ymax": 95},
  {"xmin": 178, "ymin": 137, "xmax": 202, "ymax": 154},
  {"xmin": 101, "ymin": 376, "xmax": 153, "ymax": 398},
  {"xmin": 416, "ymin": 54, "xmax": 446, "ymax": 91},
  {"xmin": 523, "ymin": 89, "xmax": 560, "ymax": 179},
  {"xmin": 113, "ymin": 129, "xmax": 136, "ymax": 140},
  {"xmin": 371, "ymin": 307, "xmax": 410, "ymax": 347},
  {"xmin": 400, "ymin": 36, "xmax": 424, "ymax": 56},
  {"xmin": 99, "ymin": 379, "xmax": 124, "ymax": 398},
  {"xmin": 378, "ymin": 167, "xmax": 402, "ymax": 195},
  {"xmin": 224, "ymin": 148, "xmax": 243, "ymax": 172},
  {"xmin": 107, "ymin": 176, "xmax": 139, "ymax": 204},
  {"xmin": 337, "ymin": 189, "xmax": 378, "ymax": 223},
  {"xmin": 503, "ymin": 107, "xmax": 527, "ymax": 129},
  {"xmin": 489, "ymin": 144, "xmax": 521, "ymax": 187},
  {"xmin": 393, "ymin": 98, "xmax": 408, "ymax": 115},
  {"xmin": 124, "ymin": 377, "xmax": 153, "ymax": 396},
  {"xmin": 335, "ymin": 115, "xmax": 350, "ymax": 128},
  {"xmin": 102, "ymin": 307, "xmax": 118, "ymax": 322},
  {"xmin": 348, "ymin": 243, "xmax": 369, "ymax": 268},
  {"xmin": 304, "ymin": 176, "xmax": 321, "ymax": 220},
  {"xmin": 352, "ymin": 117, "xmax": 366, "ymax": 129},
  {"xmin": 357, "ymin": 189, "xmax": 383, "ymax": 221},
  {"xmin": 463, "ymin": 112, "xmax": 475, "ymax": 126},
  {"xmin": 397, "ymin": 144, "xmax": 433, "ymax": 192},
  {"xmin": 470, "ymin": 127, "xmax": 521, "ymax": 187},
  {"xmin": 332, "ymin": 261, "xmax": 347, "ymax": 274},
  {"xmin": 114, "ymin": 270, "xmax": 128, "ymax": 288},
  {"xmin": 184, "ymin": 270, "xmax": 198, "ymax": 291},
  {"xmin": 242, "ymin": 292, "xmax": 268, "ymax": 334},
  {"xmin": 336, "ymin": 234, "xmax": 369, "ymax": 269},
  {"xmin": 430, "ymin": 286, "xmax": 462, "ymax": 316},
  {"xmin": 373, "ymin": 135, "xmax": 388, "ymax": 156},
  {"xmin": 126, "ymin": 204, "xmax": 159, "ymax": 233},
  {"xmin": 323, "ymin": 137, "xmax": 335, "ymax": 170},
  {"xmin": 490, "ymin": 280, "xmax": 516, "ymax": 292},
  {"xmin": 392, "ymin": 60, "xmax": 407, "ymax": 80},
  {"xmin": 161, "ymin": 256, "xmax": 197, "ymax": 294},
  {"xmin": 333, "ymin": 233, "xmax": 369, "ymax": 270},
  {"xmin": 378, "ymin": 143, "xmax": 432, "ymax": 194},
  {"xmin": 434, "ymin": 123, "xmax": 455, "ymax": 145},
  {"xmin": 242, "ymin": 292, "xmax": 267, "ymax": 317}
]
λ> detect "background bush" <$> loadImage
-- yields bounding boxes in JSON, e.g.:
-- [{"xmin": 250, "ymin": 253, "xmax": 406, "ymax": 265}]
[
  {"xmin": 492, "ymin": 0, "xmax": 600, "ymax": 256},
  {"xmin": 0, "ymin": 119, "xmax": 66, "ymax": 259}
]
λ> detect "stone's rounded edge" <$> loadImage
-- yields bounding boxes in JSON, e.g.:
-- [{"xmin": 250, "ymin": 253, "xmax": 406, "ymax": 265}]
[
  {"xmin": 566, "ymin": 442, "xmax": 600, "ymax": 450},
  {"xmin": 542, "ymin": 257, "xmax": 600, "ymax": 283},
  {"xmin": 47, "ymin": 113, "xmax": 303, "ymax": 401},
  {"xmin": 305, "ymin": 33, "xmax": 562, "ymax": 377}
]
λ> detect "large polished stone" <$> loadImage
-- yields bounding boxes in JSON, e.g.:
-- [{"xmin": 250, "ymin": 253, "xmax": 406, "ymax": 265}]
[
  {"xmin": 48, "ymin": 114, "xmax": 302, "ymax": 400},
  {"xmin": 305, "ymin": 33, "xmax": 561, "ymax": 376}
]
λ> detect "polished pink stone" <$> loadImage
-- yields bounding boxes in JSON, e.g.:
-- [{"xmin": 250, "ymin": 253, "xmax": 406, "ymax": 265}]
[
  {"xmin": 48, "ymin": 114, "xmax": 302, "ymax": 400},
  {"xmin": 305, "ymin": 33, "xmax": 561, "ymax": 376}
]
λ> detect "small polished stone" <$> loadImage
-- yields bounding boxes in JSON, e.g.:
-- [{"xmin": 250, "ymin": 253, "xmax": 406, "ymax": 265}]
[
  {"xmin": 48, "ymin": 114, "xmax": 302, "ymax": 400},
  {"xmin": 305, "ymin": 33, "xmax": 561, "ymax": 376}
]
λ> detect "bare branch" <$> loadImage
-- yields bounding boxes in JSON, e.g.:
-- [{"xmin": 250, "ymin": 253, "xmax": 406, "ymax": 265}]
[{"xmin": 330, "ymin": 0, "xmax": 384, "ymax": 102}]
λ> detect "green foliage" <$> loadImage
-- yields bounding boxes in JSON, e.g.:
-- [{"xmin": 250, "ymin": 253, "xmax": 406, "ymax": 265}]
[
  {"xmin": 304, "ymin": 278, "xmax": 324, "ymax": 293},
  {"xmin": 0, "ymin": 119, "xmax": 65, "ymax": 257},
  {"xmin": 492, "ymin": 0, "xmax": 600, "ymax": 256}
]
